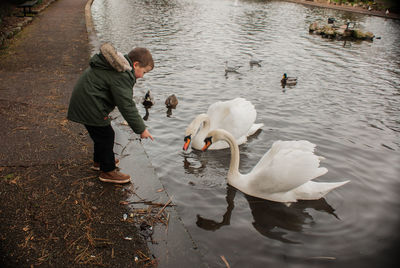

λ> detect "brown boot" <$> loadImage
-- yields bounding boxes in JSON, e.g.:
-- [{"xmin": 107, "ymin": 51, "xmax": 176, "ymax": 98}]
[
  {"xmin": 91, "ymin": 159, "xmax": 120, "ymax": 171},
  {"xmin": 99, "ymin": 169, "xmax": 131, "ymax": 184}
]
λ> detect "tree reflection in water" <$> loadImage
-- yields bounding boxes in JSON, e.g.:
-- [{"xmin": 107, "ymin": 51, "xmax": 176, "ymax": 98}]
[{"xmin": 196, "ymin": 185, "xmax": 338, "ymax": 244}]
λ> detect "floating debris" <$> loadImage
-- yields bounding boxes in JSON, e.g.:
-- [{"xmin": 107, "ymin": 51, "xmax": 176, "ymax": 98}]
[
  {"xmin": 139, "ymin": 221, "xmax": 154, "ymax": 243},
  {"xmin": 220, "ymin": 255, "xmax": 231, "ymax": 268},
  {"xmin": 308, "ymin": 256, "xmax": 336, "ymax": 260},
  {"xmin": 309, "ymin": 20, "xmax": 374, "ymax": 41}
]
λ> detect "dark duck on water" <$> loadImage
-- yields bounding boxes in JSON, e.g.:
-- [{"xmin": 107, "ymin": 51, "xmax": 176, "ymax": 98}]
[
  {"xmin": 142, "ymin": 90, "xmax": 155, "ymax": 107},
  {"xmin": 165, "ymin": 94, "xmax": 178, "ymax": 116}
]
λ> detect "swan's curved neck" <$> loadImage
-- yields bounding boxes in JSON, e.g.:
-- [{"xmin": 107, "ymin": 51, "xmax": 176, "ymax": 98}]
[
  {"xmin": 188, "ymin": 114, "xmax": 210, "ymax": 148},
  {"xmin": 220, "ymin": 131, "xmax": 240, "ymax": 178},
  {"xmin": 188, "ymin": 113, "xmax": 209, "ymax": 135},
  {"xmin": 197, "ymin": 114, "xmax": 210, "ymax": 137}
]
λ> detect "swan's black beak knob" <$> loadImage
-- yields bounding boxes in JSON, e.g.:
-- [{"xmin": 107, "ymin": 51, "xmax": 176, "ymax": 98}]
[
  {"xmin": 183, "ymin": 135, "xmax": 191, "ymax": 151},
  {"xmin": 202, "ymin": 137, "xmax": 212, "ymax": 151}
]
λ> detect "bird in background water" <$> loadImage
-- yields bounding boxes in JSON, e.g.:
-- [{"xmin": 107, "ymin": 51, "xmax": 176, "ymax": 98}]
[
  {"xmin": 281, "ymin": 73, "xmax": 297, "ymax": 88},
  {"xmin": 249, "ymin": 59, "xmax": 262, "ymax": 67},
  {"xmin": 224, "ymin": 61, "xmax": 241, "ymax": 76},
  {"xmin": 165, "ymin": 94, "xmax": 178, "ymax": 117}
]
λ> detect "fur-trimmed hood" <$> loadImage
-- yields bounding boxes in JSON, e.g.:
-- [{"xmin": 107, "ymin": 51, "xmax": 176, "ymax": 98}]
[{"xmin": 90, "ymin": 43, "xmax": 132, "ymax": 72}]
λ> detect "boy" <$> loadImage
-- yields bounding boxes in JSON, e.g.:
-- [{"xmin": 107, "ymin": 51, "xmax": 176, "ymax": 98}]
[{"xmin": 67, "ymin": 43, "xmax": 154, "ymax": 184}]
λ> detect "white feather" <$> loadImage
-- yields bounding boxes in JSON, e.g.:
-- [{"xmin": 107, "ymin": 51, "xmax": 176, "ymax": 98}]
[
  {"xmin": 185, "ymin": 98, "xmax": 263, "ymax": 150},
  {"xmin": 205, "ymin": 129, "xmax": 350, "ymax": 203}
]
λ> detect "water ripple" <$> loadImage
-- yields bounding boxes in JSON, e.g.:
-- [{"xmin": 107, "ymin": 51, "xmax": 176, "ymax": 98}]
[{"xmin": 92, "ymin": 0, "xmax": 400, "ymax": 266}]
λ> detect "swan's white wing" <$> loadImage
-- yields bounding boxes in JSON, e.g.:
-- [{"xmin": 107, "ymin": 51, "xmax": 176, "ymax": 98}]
[
  {"xmin": 207, "ymin": 98, "xmax": 256, "ymax": 140},
  {"xmin": 249, "ymin": 142, "xmax": 327, "ymax": 193},
  {"xmin": 253, "ymin": 140, "xmax": 316, "ymax": 170},
  {"xmin": 291, "ymin": 180, "xmax": 350, "ymax": 200},
  {"xmin": 190, "ymin": 98, "xmax": 260, "ymax": 150}
]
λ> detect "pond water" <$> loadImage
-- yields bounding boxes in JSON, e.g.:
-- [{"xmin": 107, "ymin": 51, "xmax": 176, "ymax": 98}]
[{"xmin": 91, "ymin": 0, "xmax": 400, "ymax": 267}]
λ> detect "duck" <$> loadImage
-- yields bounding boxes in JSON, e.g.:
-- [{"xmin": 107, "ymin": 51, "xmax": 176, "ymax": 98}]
[
  {"xmin": 142, "ymin": 90, "xmax": 155, "ymax": 107},
  {"xmin": 183, "ymin": 98, "xmax": 263, "ymax": 151},
  {"xmin": 327, "ymin": 17, "xmax": 336, "ymax": 24},
  {"xmin": 165, "ymin": 94, "xmax": 178, "ymax": 109},
  {"xmin": 224, "ymin": 61, "xmax": 241, "ymax": 76},
  {"xmin": 281, "ymin": 73, "xmax": 297, "ymax": 88},
  {"xmin": 249, "ymin": 59, "xmax": 262, "ymax": 67},
  {"xmin": 202, "ymin": 129, "xmax": 350, "ymax": 203},
  {"xmin": 165, "ymin": 94, "xmax": 178, "ymax": 117}
]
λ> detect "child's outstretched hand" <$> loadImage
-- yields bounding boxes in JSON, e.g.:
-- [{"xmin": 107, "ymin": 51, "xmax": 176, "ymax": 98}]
[{"xmin": 140, "ymin": 129, "xmax": 154, "ymax": 141}]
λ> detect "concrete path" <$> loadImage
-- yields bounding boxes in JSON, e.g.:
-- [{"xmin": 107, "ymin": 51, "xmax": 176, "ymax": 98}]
[
  {"xmin": 0, "ymin": 0, "xmax": 206, "ymax": 266},
  {"xmin": 0, "ymin": 0, "xmax": 90, "ymax": 166}
]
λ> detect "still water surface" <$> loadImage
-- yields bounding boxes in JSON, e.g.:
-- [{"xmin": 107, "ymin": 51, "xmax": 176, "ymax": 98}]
[{"xmin": 91, "ymin": 0, "xmax": 400, "ymax": 267}]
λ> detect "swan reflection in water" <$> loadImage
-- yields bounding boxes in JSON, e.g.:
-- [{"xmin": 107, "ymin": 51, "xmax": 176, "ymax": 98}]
[
  {"xmin": 196, "ymin": 185, "xmax": 338, "ymax": 244},
  {"xmin": 183, "ymin": 154, "xmax": 208, "ymax": 175}
]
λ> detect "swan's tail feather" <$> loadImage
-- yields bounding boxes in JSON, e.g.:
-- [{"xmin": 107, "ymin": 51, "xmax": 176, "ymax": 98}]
[
  {"xmin": 247, "ymin": 123, "xmax": 264, "ymax": 136},
  {"xmin": 293, "ymin": 180, "xmax": 350, "ymax": 200}
]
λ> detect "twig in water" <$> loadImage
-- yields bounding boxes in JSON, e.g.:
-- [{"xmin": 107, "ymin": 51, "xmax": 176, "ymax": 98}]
[
  {"xmin": 156, "ymin": 198, "xmax": 172, "ymax": 218},
  {"xmin": 128, "ymin": 200, "xmax": 175, "ymax": 207},
  {"xmin": 165, "ymin": 213, "xmax": 170, "ymax": 235},
  {"xmin": 308, "ymin": 256, "xmax": 336, "ymax": 260},
  {"xmin": 221, "ymin": 255, "xmax": 230, "ymax": 268}
]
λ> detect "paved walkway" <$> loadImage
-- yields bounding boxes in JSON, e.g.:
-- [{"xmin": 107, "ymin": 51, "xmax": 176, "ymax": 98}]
[
  {"xmin": 0, "ymin": 0, "xmax": 90, "ymax": 166},
  {"xmin": 0, "ymin": 0, "xmax": 151, "ymax": 267},
  {"xmin": 0, "ymin": 0, "xmax": 205, "ymax": 267}
]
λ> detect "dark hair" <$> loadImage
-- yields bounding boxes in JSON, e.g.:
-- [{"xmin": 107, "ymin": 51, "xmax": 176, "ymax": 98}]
[{"xmin": 128, "ymin": 47, "xmax": 154, "ymax": 69}]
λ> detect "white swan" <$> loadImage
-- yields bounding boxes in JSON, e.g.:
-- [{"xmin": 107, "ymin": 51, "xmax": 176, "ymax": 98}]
[
  {"xmin": 183, "ymin": 98, "xmax": 264, "ymax": 151},
  {"xmin": 202, "ymin": 129, "xmax": 350, "ymax": 203},
  {"xmin": 224, "ymin": 61, "xmax": 241, "ymax": 76}
]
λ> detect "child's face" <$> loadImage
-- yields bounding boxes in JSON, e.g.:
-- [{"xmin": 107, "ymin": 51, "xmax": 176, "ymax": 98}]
[{"xmin": 133, "ymin": 62, "xmax": 152, "ymax": 79}]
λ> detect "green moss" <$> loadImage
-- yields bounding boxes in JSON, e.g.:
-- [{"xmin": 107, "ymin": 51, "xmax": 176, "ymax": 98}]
[
  {"xmin": 3, "ymin": 173, "xmax": 15, "ymax": 180},
  {"xmin": 352, "ymin": 29, "xmax": 366, "ymax": 39}
]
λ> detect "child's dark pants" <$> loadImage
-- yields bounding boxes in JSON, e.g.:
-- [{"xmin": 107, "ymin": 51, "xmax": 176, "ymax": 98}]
[{"xmin": 84, "ymin": 125, "xmax": 116, "ymax": 172}]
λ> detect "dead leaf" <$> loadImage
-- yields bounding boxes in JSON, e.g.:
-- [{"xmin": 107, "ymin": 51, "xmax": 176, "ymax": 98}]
[
  {"xmin": 10, "ymin": 176, "xmax": 20, "ymax": 185},
  {"xmin": 13, "ymin": 126, "xmax": 29, "ymax": 131},
  {"xmin": 59, "ymin": 119, "xmax": 68, "ymax": 127}
]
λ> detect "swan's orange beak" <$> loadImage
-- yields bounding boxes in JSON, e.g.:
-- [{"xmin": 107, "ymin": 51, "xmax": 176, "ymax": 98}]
[
  {"xmin": 183, "ymin": 135, "xmax": 191, "ymax": 151},
  {"xmin": 202, "ymin": 137, "xmax": 212, "ymax": 151}
]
